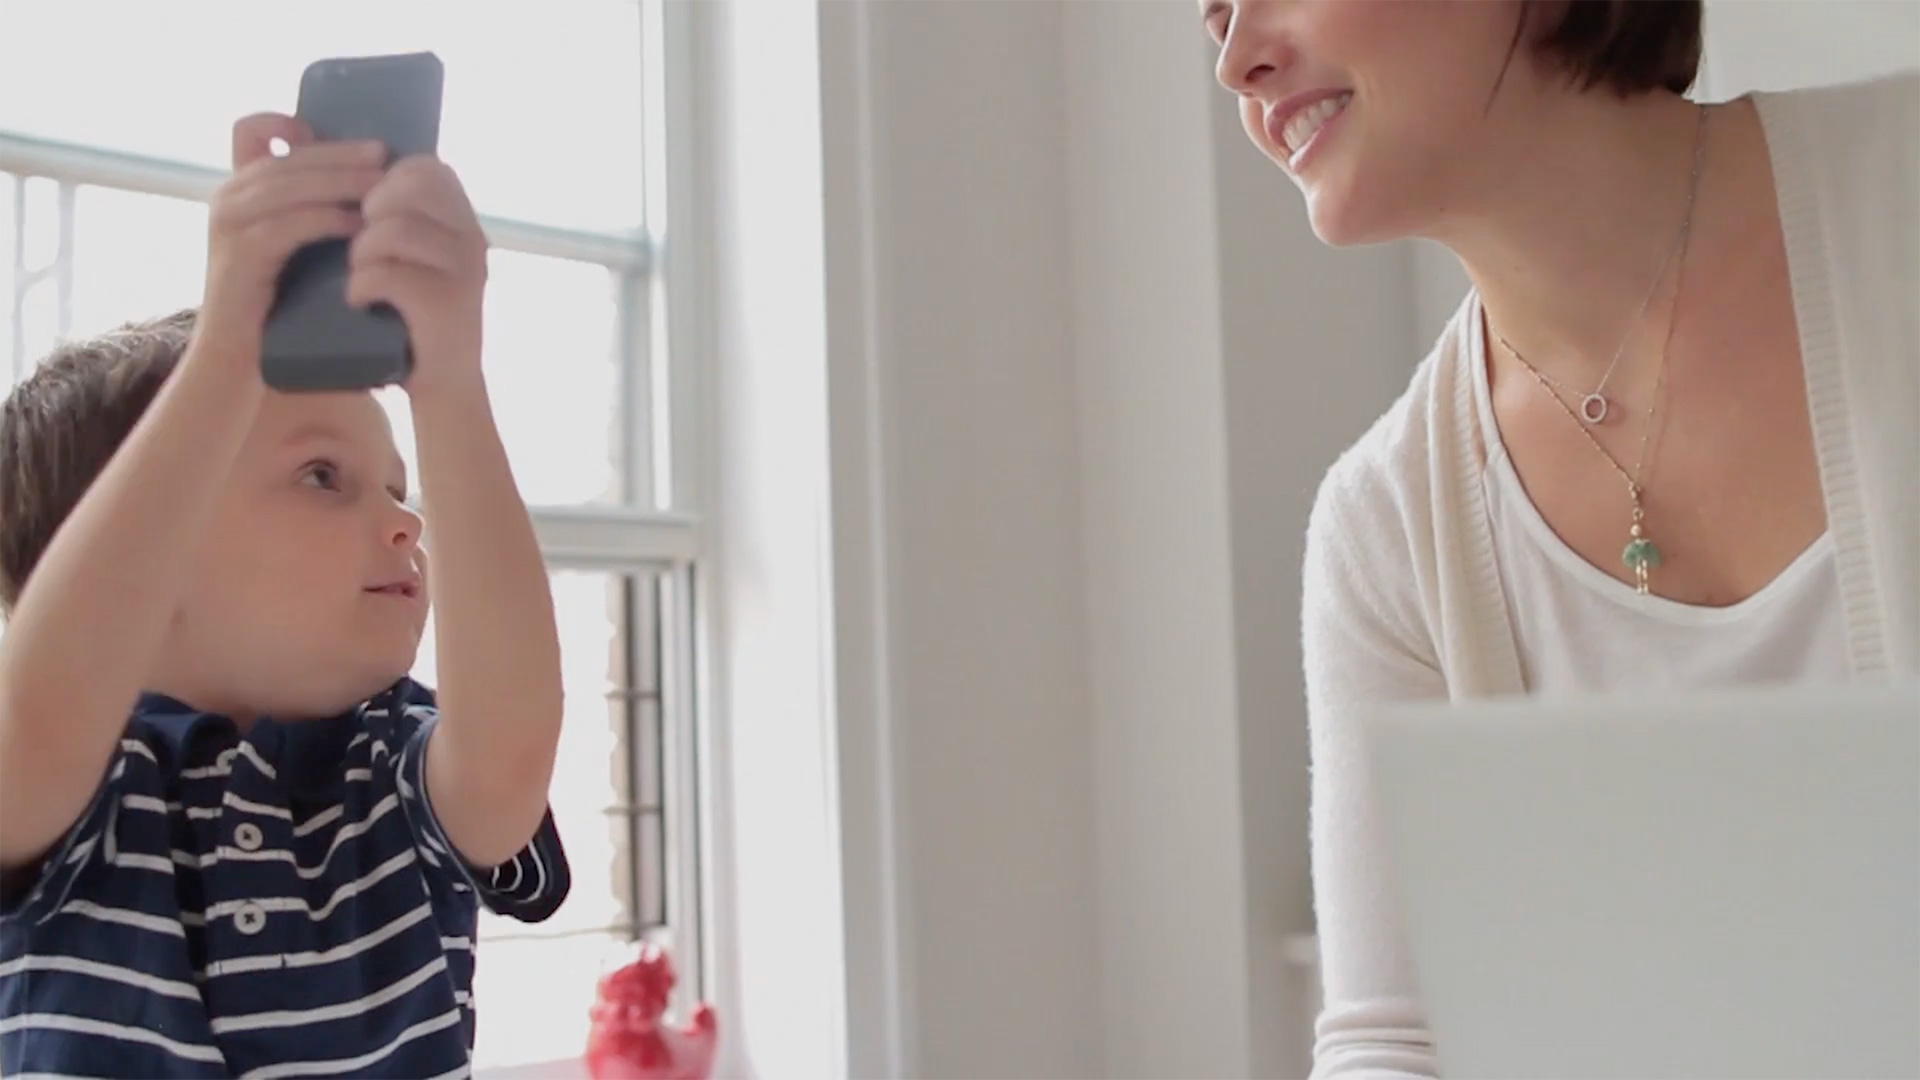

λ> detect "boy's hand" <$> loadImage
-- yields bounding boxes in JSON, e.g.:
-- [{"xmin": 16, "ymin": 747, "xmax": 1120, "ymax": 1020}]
[
  {"xmin": 346, "ymin": 157, "xmax": 489, "ymax": 395},
  {"xmin": 198, "ymin": 113, "xmax": 385, "ymax": 359}
]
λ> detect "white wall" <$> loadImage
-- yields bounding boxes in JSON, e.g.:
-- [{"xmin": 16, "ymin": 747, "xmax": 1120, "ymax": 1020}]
[
  {"xmin": 714, "ymin": 1, "xmax": 1422, "ymax": 1077},
  {"xmin": 816, "ymin": 2, "xmax": 1108, "ymax": 1076},
  {"xmin": 703, "ymin": 2, "xmax": 846, "ymax": 1077},
  {"xmin": 813, "ymin": 2, "xmax": 1419, "ymax": 1076},
  {"xmin": 1060, "ymin": 8, "xmax": 1253, "ymax": 1077},
  {"xmin": 1700, "ymin": 0, "xmax": 1920, "ymax": 98}
]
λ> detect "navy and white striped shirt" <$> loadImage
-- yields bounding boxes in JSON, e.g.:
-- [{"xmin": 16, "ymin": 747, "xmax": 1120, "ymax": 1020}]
[{"xmin": 0, "ymin": 678, "xmax": 569, "ymax": 1078}]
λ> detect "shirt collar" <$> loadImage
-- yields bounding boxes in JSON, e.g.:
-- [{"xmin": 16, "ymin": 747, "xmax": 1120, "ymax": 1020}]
[
  {"xmin": 131, "ymin": 679, "xmax": 431, "ymax": 797},
  {"xmin": 132, "ymin": 691, "xmax": 231, "ymax": 761}
]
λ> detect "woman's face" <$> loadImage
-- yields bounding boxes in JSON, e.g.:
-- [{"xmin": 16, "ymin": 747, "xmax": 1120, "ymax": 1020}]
[{"xmin": 1203, "ymin": 0, "xmax": 1530, "ymax": 246}]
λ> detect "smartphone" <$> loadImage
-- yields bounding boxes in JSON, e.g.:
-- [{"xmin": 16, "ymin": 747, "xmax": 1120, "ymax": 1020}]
[{"xmin": 260, "ymin": 52, "xmax": 445, "ymax": 392}]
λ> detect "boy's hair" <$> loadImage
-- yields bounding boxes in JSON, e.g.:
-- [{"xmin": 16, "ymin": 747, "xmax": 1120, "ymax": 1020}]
[
  {"xmin": 0, "ymin": 310, "xmax": 195, "ymax": 614},
  {"xmin": 1512, "ymin": 0, "xmax": 1705, "ymax": 98}
]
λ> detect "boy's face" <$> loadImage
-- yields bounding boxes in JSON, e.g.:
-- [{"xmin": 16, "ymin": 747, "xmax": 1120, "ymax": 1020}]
[{"xmin": 166, "ymin": 389, "xmax": 428, "ymax": 721}]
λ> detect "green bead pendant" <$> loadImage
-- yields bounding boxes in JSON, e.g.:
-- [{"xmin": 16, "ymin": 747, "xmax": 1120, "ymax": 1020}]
[{"xmin": 1622, "ymin": 537, "xmax": 1662, "ymax": 571}]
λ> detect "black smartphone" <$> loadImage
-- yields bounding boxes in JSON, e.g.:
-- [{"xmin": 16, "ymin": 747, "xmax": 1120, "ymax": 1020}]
[{"xmin": 260, "ymin": 52, "xmax": 445, "ymax": 392}]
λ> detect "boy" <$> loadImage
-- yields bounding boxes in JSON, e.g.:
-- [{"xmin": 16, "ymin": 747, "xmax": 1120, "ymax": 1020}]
[{"xmin": 0, "ymin": 113, "xmax": 570, "ymax": 1076}]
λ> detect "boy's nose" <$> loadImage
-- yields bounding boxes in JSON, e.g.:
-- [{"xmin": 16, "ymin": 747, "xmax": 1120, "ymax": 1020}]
[{"xmin": 389, "ymin": 505, "xmax": 423, "ymax": 549}]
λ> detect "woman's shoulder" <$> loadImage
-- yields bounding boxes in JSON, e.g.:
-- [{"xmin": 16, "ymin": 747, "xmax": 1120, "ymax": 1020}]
[
  {"xmin": 1755, "ymin": 71, "xmax": 1919, "ymax": 196},
  {"xmin": 1301, "ymin": 302, "xmax": 1484, "ymax": 676},
  {"xmin": 1311, "ymin": 295, "xmax": 1479, "ymax": 547},
  {"xmin": 1755, "ymin": 68, "xmax": 1919, "ymax": 124},
  {"xmin": 1753, "ymin": 70, "xmax": 1918, "ymax": 374}
]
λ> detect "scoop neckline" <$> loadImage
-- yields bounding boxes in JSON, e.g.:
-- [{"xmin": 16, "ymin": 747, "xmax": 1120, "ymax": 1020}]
[{"xmin": 1466, "ymin": 294, "xmax": 1834, "ymax": 627}]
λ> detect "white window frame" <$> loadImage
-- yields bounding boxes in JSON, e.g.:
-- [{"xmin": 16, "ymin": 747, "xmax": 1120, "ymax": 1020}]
[{"xmin": 0, "ymin": 0, "xmax": 711, "ymax": 1019}]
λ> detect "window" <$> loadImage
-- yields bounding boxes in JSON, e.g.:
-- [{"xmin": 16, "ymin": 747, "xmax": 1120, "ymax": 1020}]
[{"xmin": 0, "ymin": 2, "xmax": 704, "ymax": 1070}]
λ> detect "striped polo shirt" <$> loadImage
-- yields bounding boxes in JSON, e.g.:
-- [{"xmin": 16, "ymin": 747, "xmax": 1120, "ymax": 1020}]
[{"xmin": 0, "ymin": 678, "xmax": 570, "ymax": 1078}]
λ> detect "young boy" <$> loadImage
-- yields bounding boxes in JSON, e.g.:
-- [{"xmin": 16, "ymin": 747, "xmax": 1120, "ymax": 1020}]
[{"xmin": 0, "ymin": 113, "xmax": 570, "ymax": 1076}]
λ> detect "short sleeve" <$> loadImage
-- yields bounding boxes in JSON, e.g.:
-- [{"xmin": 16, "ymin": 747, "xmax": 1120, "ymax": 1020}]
[
  {"xmin": 0, "ymin": 742, "xmax": 134, "ymax": 926},
  {"xmin": 392, "ymin": 703, "xmax": 571, "ymax": 924}
]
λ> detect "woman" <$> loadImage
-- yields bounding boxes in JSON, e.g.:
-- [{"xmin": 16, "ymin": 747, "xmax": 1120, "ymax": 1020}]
[{"xmin": 1199, "ymin": 1, "xmax": 1918, "ymax": 1075}]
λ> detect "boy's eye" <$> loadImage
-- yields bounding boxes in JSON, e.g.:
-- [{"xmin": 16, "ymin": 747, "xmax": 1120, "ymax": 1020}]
[{"xmin": 301, "ymin": 462, "xmax": 343, "ymax": 491}]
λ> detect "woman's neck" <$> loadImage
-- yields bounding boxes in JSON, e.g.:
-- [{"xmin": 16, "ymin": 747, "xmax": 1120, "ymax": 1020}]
[{"xmin": 1433, "ymin": 88, "xmax": 1733, "ymax": 384}]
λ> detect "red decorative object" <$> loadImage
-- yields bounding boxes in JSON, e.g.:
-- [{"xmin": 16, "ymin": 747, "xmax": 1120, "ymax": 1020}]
[{"xmin": 585, "ymin": 942, "xmax": 719, "ymax": 1080}]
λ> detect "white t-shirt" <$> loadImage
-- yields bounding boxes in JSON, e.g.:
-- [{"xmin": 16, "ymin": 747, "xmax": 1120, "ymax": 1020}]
[{"xmin": 1468, "ymin": 299, "xmax": 1853, "ymax": 696}]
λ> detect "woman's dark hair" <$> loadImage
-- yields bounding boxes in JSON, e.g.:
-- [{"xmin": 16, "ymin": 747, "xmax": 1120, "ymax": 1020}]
[{"xmin": 1503, "ymin": 0, "xmax": 1704, "ymax": 99}]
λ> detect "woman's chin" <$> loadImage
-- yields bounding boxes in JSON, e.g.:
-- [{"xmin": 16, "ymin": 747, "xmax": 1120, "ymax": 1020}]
[
  {"xmin": 1304, "ymin": 180, "xmax": 1408, "ymax": 249},
  {"xmin": 1305, "ymin": 194, "xmax": 1370, "ymax": 248}
]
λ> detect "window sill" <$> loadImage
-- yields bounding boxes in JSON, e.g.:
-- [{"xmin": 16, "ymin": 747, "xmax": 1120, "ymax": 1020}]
[{"xmin": 475, "ymin": 1058, "xmax": 587, "ymax": 1079}]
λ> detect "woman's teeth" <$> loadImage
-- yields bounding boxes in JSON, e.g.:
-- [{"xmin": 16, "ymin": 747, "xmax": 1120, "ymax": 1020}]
[{"xmin": 1285, "ymin": 93, "xmax": 1351, "ymax": 156}]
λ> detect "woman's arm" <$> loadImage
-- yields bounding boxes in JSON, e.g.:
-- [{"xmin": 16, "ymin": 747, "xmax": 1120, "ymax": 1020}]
[{"xmin": 1301, "ymin": 464, "xmax": 1449, "ymax": 1079}]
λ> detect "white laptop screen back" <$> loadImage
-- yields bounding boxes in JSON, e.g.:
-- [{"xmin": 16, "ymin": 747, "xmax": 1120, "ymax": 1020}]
[{"xmin": 1368, "ymin": 681, "xmax": 1919, "ymax": 1080}]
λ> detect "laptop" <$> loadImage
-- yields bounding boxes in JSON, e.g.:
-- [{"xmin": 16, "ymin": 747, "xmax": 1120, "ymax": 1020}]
[{"xmin": 1367, "ymin": 680, "xmax": 1920, "ymax": 1080}]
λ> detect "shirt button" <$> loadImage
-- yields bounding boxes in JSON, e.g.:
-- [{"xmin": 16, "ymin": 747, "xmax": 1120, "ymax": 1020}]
[
  {"xmin": 233, "ymin": 822, "xmax": 264, "ymax": 852},
  {"xmin": 233, "ymin": 902, "xmax": 267, "ymax": 936}
]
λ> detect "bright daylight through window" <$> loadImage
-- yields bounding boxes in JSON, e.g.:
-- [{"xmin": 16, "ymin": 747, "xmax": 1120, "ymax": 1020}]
[{"xmin": 0, "ymin": 1, "xmax": 704, "ymax": 1069}]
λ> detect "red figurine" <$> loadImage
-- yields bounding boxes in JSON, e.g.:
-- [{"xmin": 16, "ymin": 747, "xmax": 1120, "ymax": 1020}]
[{"xmin": 585, "ymin": 942, "xmax": 719, "ymax": 1080}]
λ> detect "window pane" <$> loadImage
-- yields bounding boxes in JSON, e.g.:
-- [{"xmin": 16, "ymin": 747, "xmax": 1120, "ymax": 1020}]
[
  {"xmin": 410, "ymin": 570, "xmax": 633, "ymax": 940},
  {"xmin": 2, "ymin": 174, "xmax": 17, "ymax": 379},
  {"xmin": 0, "ymin": 0, "xmax": 647, "ymax": 232},
  {"xmin": 3, "ymin": 176, "xmax": 60, "ymax": 379},
  {"xmin": 69, "ymin": 187, "xmax": 207, "ymax": 339},
  {"xmin": 608, "ymin": 575, "xmax": 668, "ymax": 931},
  {"xmin": 8, "ymin": 190, "xmax": 627, "ymax": 507},
  {"xmin": 380, "ymin": 251, "xmax": 622, "ymax": 507},
  {"xmin": 3, "ymin": 183, "xmax": 207, "ymax": 386},
  {"xmin": 468, "ymin": 932, "xmax": 619, "ymax": 1070},
  {"xmin": 409, "ymin": 568, "xmax": 668, "ymax": 1069}
]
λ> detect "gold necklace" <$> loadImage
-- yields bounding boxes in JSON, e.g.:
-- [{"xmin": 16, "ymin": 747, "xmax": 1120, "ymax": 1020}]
[
  {"xmin": 1500, "ymin": 335, "xmax": 1671, "ymax": 593},
  {"xmin": 1494, "ymin": 105, "xmax": 1709, "ymax": 595},
  {"xmin": 1513, "ymin": 229, "xmax": 1682, "ymax": 425}
]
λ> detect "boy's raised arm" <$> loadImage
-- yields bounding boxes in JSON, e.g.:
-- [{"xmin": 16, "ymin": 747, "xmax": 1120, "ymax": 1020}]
[{"xmin": 346, "ymin": 156, "xmax": 565, "ymax": 869}]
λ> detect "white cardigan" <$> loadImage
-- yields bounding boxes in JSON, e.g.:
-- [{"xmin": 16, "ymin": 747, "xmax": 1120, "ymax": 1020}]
[{"xmin": 1301, "ymin": 72, "xmax": 1920, "ymax": 1078}]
